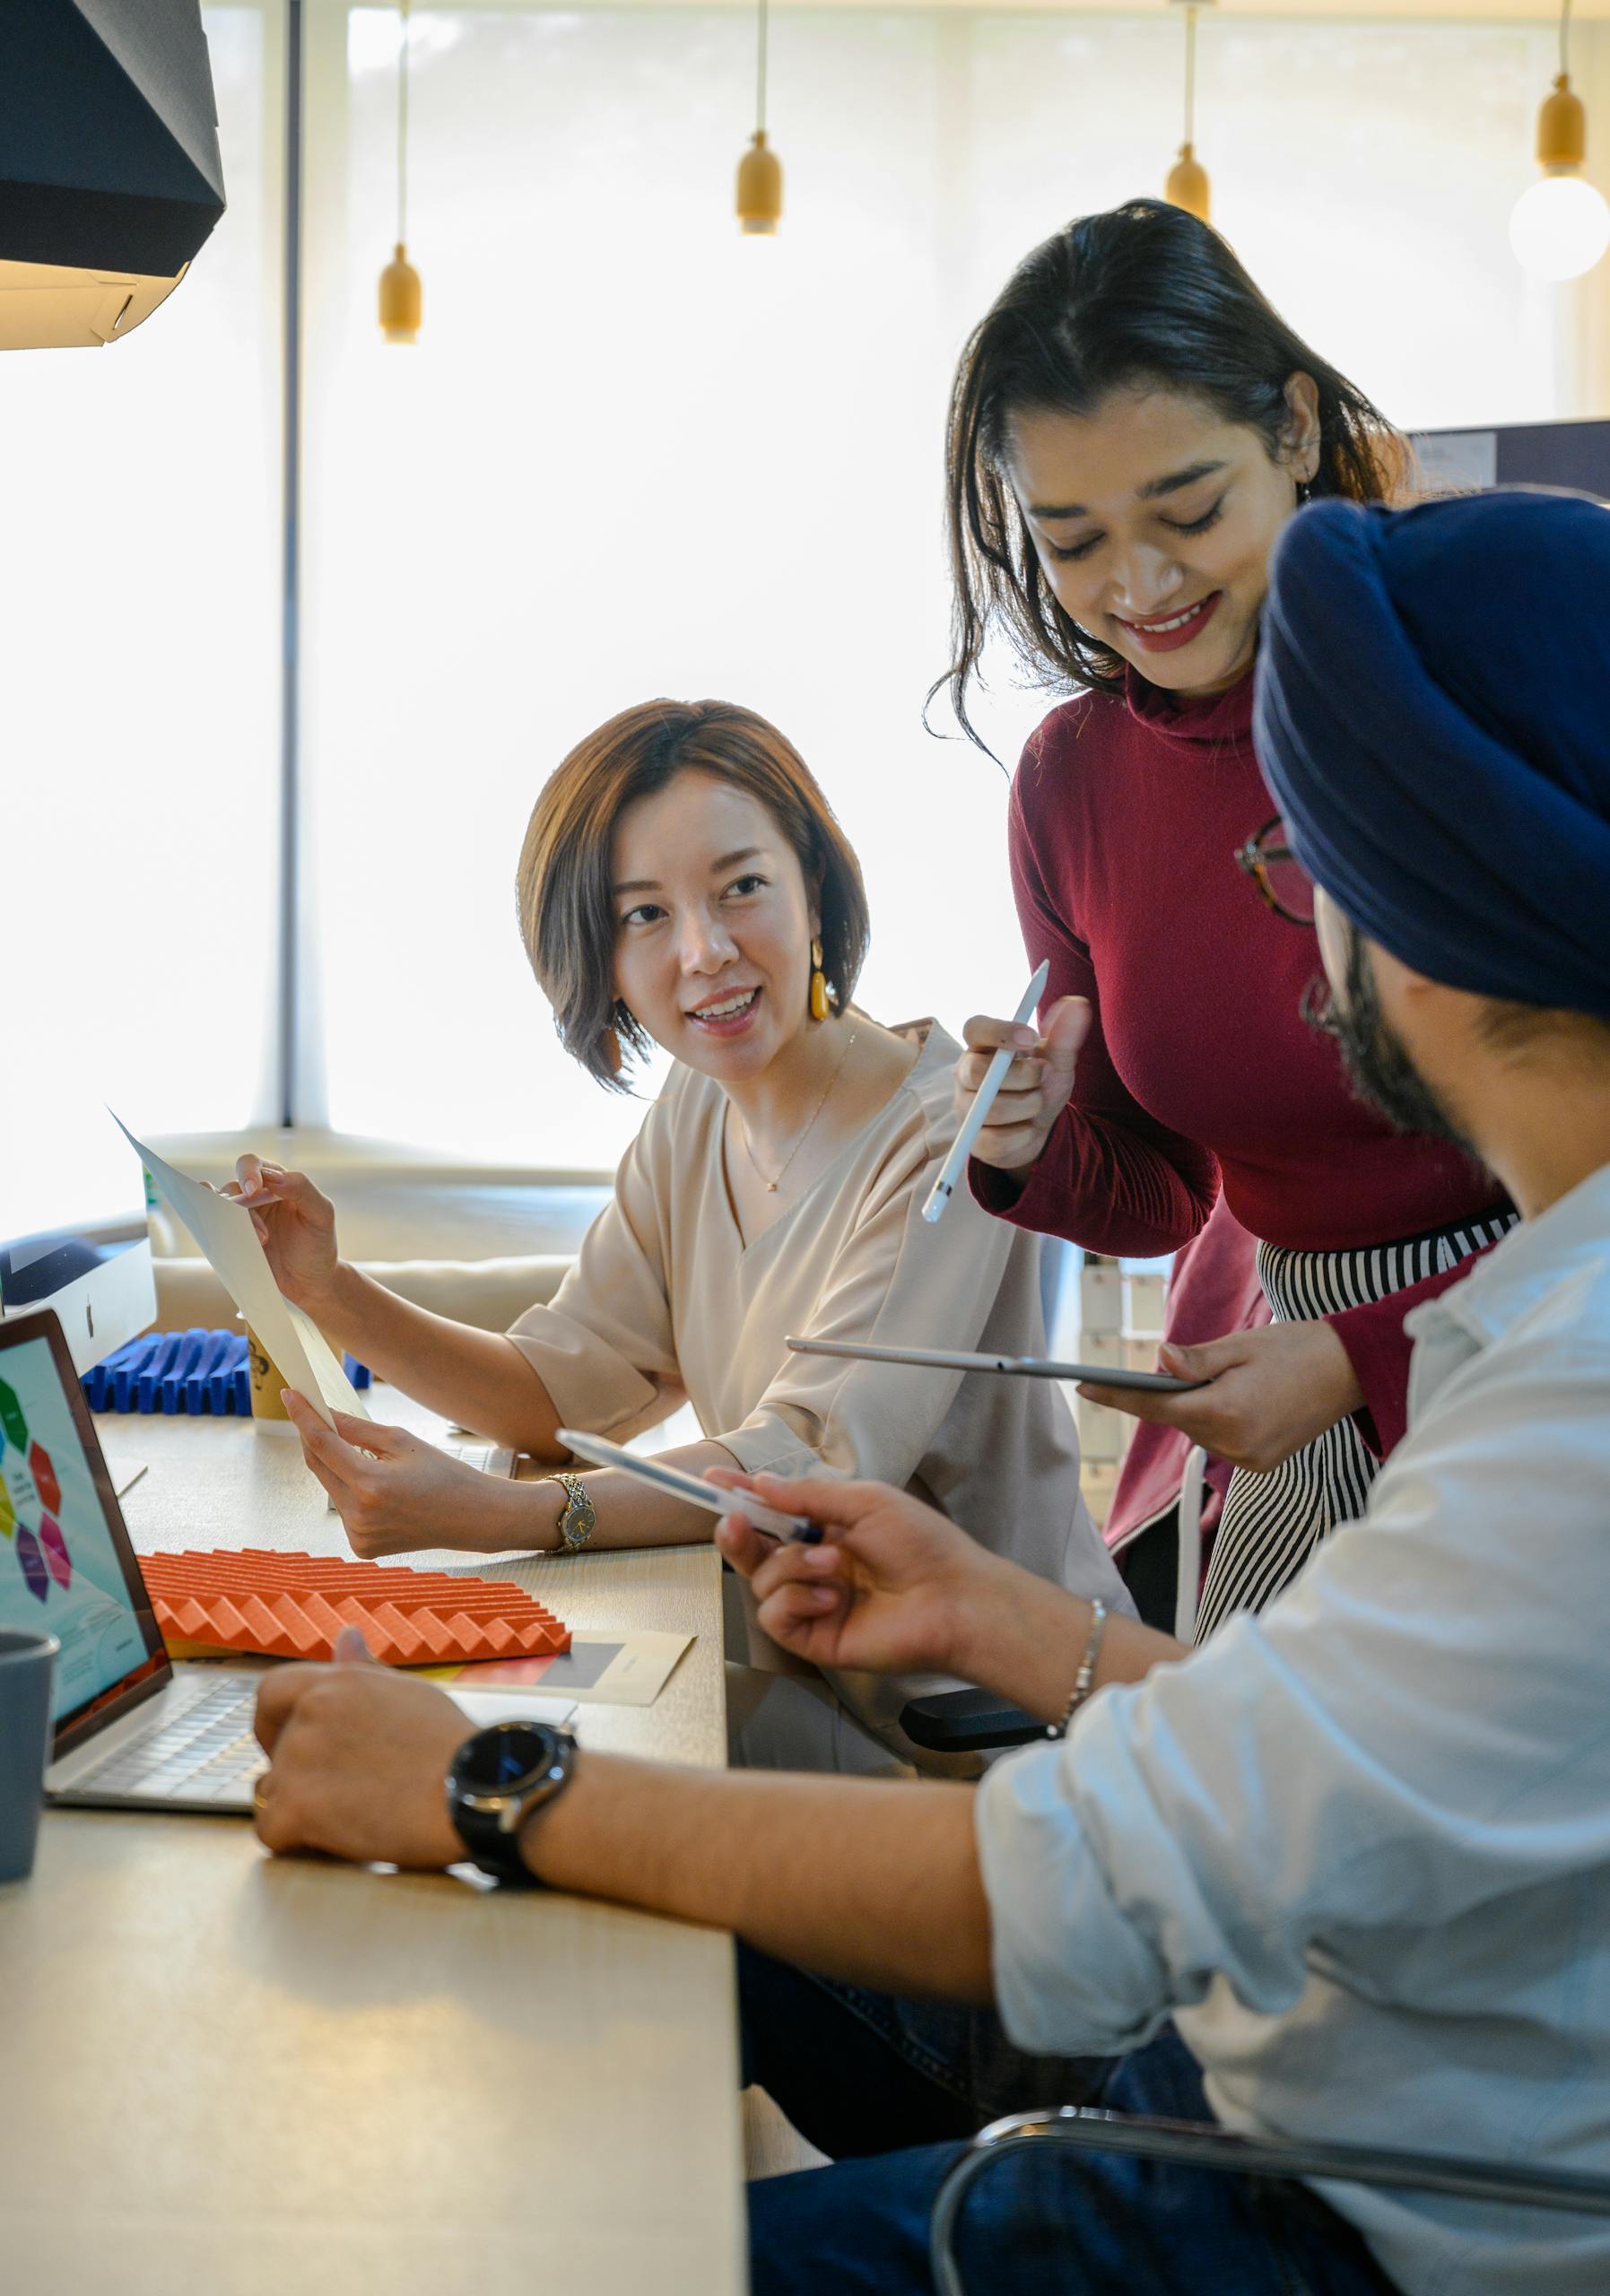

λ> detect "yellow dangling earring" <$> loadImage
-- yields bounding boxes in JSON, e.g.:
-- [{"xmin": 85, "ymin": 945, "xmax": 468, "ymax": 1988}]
[
  {"xmin": 604, "ymin": 1002, "xmax": 629, "ymax": 1076},
  {"xmin": 809, "ymin": 937, "xmax": 831, "ymax": 1022}
]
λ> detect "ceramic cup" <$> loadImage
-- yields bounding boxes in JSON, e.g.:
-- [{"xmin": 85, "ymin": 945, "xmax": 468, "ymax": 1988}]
[{"xmin": 0, "ymin": 1630, "xmax": 58, "ymax": 1883}]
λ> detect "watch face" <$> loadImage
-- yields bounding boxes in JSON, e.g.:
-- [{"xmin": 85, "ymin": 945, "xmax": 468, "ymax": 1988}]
[{"xmin": 457, "ymin": 1721, "xmax": 558, "ymax": 1793}]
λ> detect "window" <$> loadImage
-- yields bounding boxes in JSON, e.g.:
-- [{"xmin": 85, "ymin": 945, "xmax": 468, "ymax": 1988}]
[
  {"xmin": 299, "ymin": 5, "xmax": 1585, "ymax": 1170},
  {"xmin": 3, "ymin": 4, "xmax": 283, "ymax": 1177},
  {"xmin": 5, "ymin": 4, "xmax": 1598, "ymax": 1184}
]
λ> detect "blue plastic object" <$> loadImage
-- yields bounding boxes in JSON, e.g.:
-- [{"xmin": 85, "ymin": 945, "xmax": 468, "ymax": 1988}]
[
  {"xmin": 84, "ymin": 1329, "xmax": 251, "ymax": 1414},
  {"xmin": 343, "ymin": 1353, "xmax": 372, "ymax": 1390}
]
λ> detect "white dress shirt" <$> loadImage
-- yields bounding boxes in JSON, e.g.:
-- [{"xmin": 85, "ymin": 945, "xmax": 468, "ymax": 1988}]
[{"xmin": 977, "ymin": 1157, "xmax": 1610, "ymax": 2296}]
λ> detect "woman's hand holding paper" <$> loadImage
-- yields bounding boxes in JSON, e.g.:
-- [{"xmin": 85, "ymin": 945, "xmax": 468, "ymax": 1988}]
[
  {"xmin": 221, "ymin": 1157, "xmax": 344, "ymax": 1317},
  {"xmin": 283, "ymin": 1392, "xmax": 530, "ymax": 1558}
]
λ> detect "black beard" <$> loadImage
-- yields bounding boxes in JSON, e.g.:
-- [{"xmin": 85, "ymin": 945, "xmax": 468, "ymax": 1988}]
[{"xmin": 1304, "ymin": 933, "xmax": 1476, "ymax": 1155}]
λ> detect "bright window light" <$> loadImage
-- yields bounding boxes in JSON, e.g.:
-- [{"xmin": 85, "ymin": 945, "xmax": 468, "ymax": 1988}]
[{"xmin": 0, "ymin": 4, "xmax": 281, "ymax": 1162}]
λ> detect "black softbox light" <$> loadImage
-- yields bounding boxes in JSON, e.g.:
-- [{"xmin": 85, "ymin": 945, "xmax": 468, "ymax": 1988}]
[{"xmin": 0, "ymin": 0, "xmax": 227, "ymax": 350}]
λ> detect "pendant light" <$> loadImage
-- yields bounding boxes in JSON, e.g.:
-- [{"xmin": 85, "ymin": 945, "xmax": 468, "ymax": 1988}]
[
  {"xmin": 379, "ymin": 0, "xmax": 422, "ymax": 340},
  {"xmin": 735, "ymin": 0, "xmax": 783, "ymax": 235},
  {"xmin": 1164, "ymin": 1, "xmax": 1211, "ymax": 226},
  {"xmin": 1510, "ymin": 0, "xmax": 1610, "ymax": 282}
]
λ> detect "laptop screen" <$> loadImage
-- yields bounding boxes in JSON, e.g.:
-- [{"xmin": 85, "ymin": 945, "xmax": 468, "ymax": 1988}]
[{"xmin": 0, "ymin": 1311, "xmax": 169, "ymax": 1755}]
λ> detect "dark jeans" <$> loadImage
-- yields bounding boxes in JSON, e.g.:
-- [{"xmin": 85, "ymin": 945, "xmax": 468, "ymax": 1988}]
[{"xmin": 741, "ymin": 1946, "xmax": 1402, "ymax": 2296}]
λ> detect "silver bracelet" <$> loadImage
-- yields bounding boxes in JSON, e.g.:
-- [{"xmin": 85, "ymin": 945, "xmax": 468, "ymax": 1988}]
[{"xmin": 1049, "ymin": 1600, "xmax": 1108, "ymax": 1739}]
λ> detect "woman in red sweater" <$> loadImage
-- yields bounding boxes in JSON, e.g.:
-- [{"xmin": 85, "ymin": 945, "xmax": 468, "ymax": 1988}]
[{"xmin": 945, "ymin": 201, "xmax": 1511, "ymax": 1634}]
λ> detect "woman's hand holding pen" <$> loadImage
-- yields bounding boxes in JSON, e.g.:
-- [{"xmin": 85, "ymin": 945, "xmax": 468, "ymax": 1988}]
[
  {"xmin": 955, "ymin": 996, "xmax": 1092, "ymax": 1173},
  {"xmin": 218, "ymin": 1156, "xmax": 344, "ymax": 1318},
  {"xmin": 711, "ymin": 1469, "xmax": 1002, "ymax": 1678}
]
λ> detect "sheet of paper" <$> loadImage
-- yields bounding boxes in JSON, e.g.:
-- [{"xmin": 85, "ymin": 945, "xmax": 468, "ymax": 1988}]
[
  {"xmin": 416, "ymin": 1629, "xmax": 694, "ymax": 1709},
  {"xmin": 112, "ymin": 1115, "xmax": 367, "ymax": 1429}
]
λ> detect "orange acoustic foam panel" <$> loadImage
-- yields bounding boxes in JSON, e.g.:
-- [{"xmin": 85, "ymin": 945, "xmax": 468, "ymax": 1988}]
[{"xmin": 138, "ymin": 1549, "xmax": 571, "ymax": 1667}]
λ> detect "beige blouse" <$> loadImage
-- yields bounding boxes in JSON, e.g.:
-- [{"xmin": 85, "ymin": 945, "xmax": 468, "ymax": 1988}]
[{"xmin": 508, "ymin": 1021, "xmax": 1130, "ymax": 1617}]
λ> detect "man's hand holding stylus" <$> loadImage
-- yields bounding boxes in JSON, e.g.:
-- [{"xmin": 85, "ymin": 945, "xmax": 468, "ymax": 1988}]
[
  {"xmin": 715, "ymin": 1469, "xmax": 1186, "ymax": 1718},
  {"xmin": 955, "ymin": 996, "xmax": 1092, "ymax": 1173},
  {"xmin": 713, "ymin": 1471, "xmax": 989, "ymax": 1677}
]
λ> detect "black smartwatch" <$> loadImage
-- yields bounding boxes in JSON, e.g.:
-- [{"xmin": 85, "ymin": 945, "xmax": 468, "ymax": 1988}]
[{"xmin": 446, "ymin": 1719, "xmax": 579, "ymax": 1888}]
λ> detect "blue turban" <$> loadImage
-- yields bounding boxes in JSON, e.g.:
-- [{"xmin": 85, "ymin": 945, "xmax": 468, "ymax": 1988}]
[{"xmin": 1254, "ymin": 490, "xmax": 1610, "ymax": 1018}]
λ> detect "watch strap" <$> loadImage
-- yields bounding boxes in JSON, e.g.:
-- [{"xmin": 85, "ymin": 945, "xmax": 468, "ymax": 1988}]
[
  {"xmin": 545, "ymin": 1471, "xmax": 596, "ymax": 1553},
  {"xmin": 448, "ymin": 1722, "xmax": 578, "ymax": 1888}
]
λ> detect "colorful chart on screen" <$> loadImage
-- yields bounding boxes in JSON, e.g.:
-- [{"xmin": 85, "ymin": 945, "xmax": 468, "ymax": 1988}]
[{"xmin": 0, "ymin": 1341, "xmax": 150, "ymax": 1723}]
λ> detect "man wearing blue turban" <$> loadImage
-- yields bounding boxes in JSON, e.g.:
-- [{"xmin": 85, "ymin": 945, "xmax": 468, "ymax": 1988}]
[
  {"xmin": 245, "ymin": 491, "xmax": 1610, "ymax": 2296},
  {"xmin": 1258, "ymin": 486, "xmax": 1610, "ymax": 1044}
]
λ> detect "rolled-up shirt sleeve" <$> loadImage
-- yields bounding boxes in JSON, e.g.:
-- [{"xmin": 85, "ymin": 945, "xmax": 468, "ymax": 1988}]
[
  {"xmin": 976, "ymin": 1339, "xmax": 1610, "ymax": 2058},
  {"xmin": 505, "ymin": 1116, "xmax": 683, "ymax": 1444}
]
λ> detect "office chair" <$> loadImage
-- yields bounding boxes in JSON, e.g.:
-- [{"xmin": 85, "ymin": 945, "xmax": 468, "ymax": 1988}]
[{"xmin": 930, "ymin": 2106, "xmax": 1610, "ymax": 2296}]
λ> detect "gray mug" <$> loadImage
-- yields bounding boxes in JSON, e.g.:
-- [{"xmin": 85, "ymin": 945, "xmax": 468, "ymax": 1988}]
[{"xmin": 0, "ymin": 1630, "xmax": 58, "ymax": 1883}]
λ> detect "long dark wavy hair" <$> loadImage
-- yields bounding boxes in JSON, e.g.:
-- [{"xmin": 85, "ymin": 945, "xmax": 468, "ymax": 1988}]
[{"xmin": 936, "ymin": 199, "xmax": 1409, "ymax": 744}]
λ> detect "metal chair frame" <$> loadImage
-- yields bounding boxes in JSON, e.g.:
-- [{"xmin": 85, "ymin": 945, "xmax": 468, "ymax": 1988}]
[{"xmin": 930, "ymin": 2106, "xmax": 1610, "ymax": 2296}]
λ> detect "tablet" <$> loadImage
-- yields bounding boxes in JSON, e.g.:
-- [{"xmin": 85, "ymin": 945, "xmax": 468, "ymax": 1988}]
[{"xmin": 783, "ymin": 1335, "xmax": 1205, "ymax": 1393}]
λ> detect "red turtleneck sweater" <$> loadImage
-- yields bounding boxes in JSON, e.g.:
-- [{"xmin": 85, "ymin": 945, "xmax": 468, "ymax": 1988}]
[{"xmin": 971, "ymin": 671, "xmax": 1509, "ymax": 1453}]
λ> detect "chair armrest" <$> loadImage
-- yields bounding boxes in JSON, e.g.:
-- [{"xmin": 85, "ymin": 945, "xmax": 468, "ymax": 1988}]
[
  {"xmin": 898, "ymin": 1688, "xmax": 1045, "ymax": 1752},
  {"xmin": 931, "ymin": 2108, "xmax": 1610, "ymax": 2296}
]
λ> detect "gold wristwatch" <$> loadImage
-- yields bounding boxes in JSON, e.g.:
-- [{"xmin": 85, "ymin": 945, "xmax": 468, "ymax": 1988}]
[{"xmin": 544, "ymin": 1471, "xmax": 596, "ymax": 1554}]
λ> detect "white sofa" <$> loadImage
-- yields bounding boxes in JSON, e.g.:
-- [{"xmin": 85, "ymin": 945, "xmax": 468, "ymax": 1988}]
[{"xmin": 145, "ymin": 1127, "xmax": 601, "ymax": 1339}]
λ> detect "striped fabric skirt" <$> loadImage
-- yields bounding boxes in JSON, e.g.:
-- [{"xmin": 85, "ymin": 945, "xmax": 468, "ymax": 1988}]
[{"xmin": 1193, "ymin": 1207, "xmax": 1518, "ymax": 1643}]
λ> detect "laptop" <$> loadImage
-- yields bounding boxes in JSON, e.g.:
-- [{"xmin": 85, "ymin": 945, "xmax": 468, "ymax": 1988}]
[{"xmin": 0, "ymin": 1308, "xmax": 572, "ymax": 1814}]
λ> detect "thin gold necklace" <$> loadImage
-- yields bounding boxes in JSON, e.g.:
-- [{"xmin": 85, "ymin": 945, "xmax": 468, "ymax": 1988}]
[{"xmin": 739, "ymin": 1027, "xmax": 858, "ymax": 1194}]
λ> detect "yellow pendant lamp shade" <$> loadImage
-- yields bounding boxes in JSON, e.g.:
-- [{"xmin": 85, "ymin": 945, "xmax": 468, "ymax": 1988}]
[
  {"xmin": 735, "ymin": 0, "xmax": 782, "ymax": 233},
  {"xmin": 379, "ymin": 243, "xmax": 422, "ymax": 342},
  {"xmin": 1166, "ymin": 143, "xmax": 1211, "ymax": 223},
  {"xmin": 379, "ymin": 2, "xmax": 422, "ymax": 336},
  {"xmin": 737, "ymin": 131, "xmax": 783, "ymax": 234},
  {"xmin": 1164, "ymin": 4, "xmax": 1212, "ymax": 225}
]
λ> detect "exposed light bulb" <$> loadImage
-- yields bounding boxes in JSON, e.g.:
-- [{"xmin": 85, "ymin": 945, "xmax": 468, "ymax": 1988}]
[
  {"xmin": 1510, "ymin": 69, "xmax": 1609, "ymax": 282},
  {"xmin": 1510, "ymin": 171, "xmax": 1610, "ymax": 281}
]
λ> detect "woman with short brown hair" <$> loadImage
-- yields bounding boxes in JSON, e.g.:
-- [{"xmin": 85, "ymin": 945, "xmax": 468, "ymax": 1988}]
[{"xmin": 239, "ymin": 696, "xmax": 1130, "ymax": 1771}]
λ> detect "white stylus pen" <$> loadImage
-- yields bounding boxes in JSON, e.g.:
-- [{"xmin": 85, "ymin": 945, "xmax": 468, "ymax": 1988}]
[
  {"xmin": 555, "ymin": 1429, "xmax": 821, "ymax": 1543},
  {"xmin": 922, "ymin": 960, "xmax": 1050, "ymax": 1225}
]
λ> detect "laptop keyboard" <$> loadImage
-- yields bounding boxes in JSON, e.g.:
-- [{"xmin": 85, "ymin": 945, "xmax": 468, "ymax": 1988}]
[{"xmin": 68, "ymin": 1675, "xmax": 266, "ymax": 1804}]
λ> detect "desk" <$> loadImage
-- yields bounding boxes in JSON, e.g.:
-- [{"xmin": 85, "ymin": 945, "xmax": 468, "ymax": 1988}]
[{"xmin": 1, "ymin": 1395, "xmax": 744, "ymax": 2296}]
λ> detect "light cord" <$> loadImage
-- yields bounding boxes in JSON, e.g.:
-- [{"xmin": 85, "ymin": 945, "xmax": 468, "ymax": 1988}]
[
  {"xmin": 397, "ymin": 0, "xmax": 411, "ymax": 246},
  {"xmin": 756, "ymin": 0, "xmax": 769, "ymax": 137},
  {"xmin": 1184, "ymin": 4, "xmax": 1197, "ymax": 147},
  {"xmin": 1561, "ymin": 0, "xmax": 1571, "ymax": 83}
]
